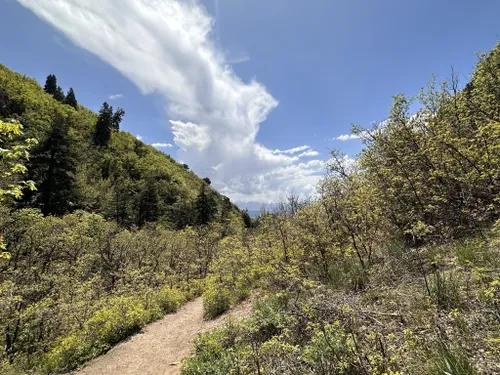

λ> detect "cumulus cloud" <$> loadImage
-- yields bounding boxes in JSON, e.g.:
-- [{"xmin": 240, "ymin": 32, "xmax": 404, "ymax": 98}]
[
  {"xmin": 151, "ymin": 142, "xmax": 173, "ymax": 148},
  {"xmin": 18, "ymin": 0, "xmax": 325, "ymax": 202},
  {"xmin": 109, "ymin": 93, "xmax": 123, "ymax": 100}
]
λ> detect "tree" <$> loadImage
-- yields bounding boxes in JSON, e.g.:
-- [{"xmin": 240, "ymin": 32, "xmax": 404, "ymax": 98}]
[
  {"xmin": 241, "ymin": 209, "xmax": 253, "ymax": 228},
  {"xmin": 195, "ymin": 183, "xmax": 218, "ymax": 226},
  {"xmin": 0, "ymin": 88, "xmax": 24, "ymax": 118},
  {"xmin": 94, "ymin": 102, "xmax": 125, "ymax": 146},
  {"xmin": 0, "ymin": 119, "xmax": 37, "ymax": 259},
  {"xmin": 26, "ymin": 114, "xmax": 77, "ymax": 215},
  {"xmin": 44, "ymin": 74, "xmax": 57, "ymax": 96},
  {"xmin": 203, "ymin": 177, "xmax": 211, "ymax": 185},
  {"xmin": 54, "ymin": 86, "xmax": 66, "ymax": 102},
  {"xmin": 64, "ymin": 88, "xmax": 78, "ymax": 110},
  {"xmin": 136, "ymin": 179, "xmax": 161, "ymax": 226},
  {"xmin": 112, "ymin": 108, "xmax": 125, "ymax": 131}
]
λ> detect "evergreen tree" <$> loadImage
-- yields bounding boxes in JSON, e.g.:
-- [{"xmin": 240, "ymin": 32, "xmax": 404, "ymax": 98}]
[
  {"xmin": 112, "ymin": 108, "xmax": 125, "ymax": 130},
  {"xmin": 64, "ymin": 88, "xmax": 78, "ymax": 110},
  {"xmin": 26, "ymin": 114, "xmax": 77, "ymax": 216},
  {"xmin": 241, "ymin": 209, "xmax": 253, "ymax": 228},
  {"xmin": 195, "ymin": 182, "xmax": 218, "ymax": 226},
  {"xmin": 53, "ymin": 86, "xmax": 66, "ymax": 102},
  {"xmin": 44, "ymin": 74, "xmax": 57, "ymax": 96},
  {"xmin": 94, "ymin": 102, "xmax": 125, "ymax": 146},
  {"xmin": 137, "ymin": 180, "xmax": 160, "ymax": 226}
]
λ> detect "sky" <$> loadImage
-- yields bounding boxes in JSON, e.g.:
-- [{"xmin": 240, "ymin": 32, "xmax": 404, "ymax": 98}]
[{"xmin": 1, "ymin": 0, "xmax": 500, "ymax": 208}]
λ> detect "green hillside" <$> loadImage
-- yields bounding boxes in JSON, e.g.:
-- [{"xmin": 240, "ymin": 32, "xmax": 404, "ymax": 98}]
[
  {"xmin": 0, "ymin": 64, "xmax": 246, "ymax": 374},
  {"xmin": 0, "ymin": 63, "xmax": 239, "ymax": 228}
]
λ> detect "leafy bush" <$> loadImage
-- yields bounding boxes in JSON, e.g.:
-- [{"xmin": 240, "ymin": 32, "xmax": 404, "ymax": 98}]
[
  {"xmin": 182, "ymin": 324, "xmax": 243, "ymax": 375},
  {"xmin": 45, "ymin": 295, "xmax": 150, "ymax": 373},
  {"xmin": 156, "ymin": 287, "xmax": 186, "ymax": 314},
  {"xmin": 203, "ymin": 276, "xmax": 231, "ymax": 319}
]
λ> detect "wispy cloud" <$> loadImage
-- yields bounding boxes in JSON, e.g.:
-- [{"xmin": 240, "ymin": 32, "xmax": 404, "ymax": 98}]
[
  {"xmin": 227, "ymin": 55, "xmax": 250, "ymax": 64},
  {"xmin": 18, "ymin": 0, "xmax": 325, "ymax": 202},
  {"xmin": 109, "ymin": 93, "xmax": 123, "ymax": 100},
  {"xmin": 136, "ymin": 134, "xmax": 143, "ymax": 141},
  {"xmin": 298, "ymin": 150, "xmax": 320, "ymax": 158},
  {"xmin": 272, "ymin": 145, "xmax": 311, "ymax": 155},
  {"xmin": 151, "ymin": 142, "xmax": 173, "ymax": 148}
]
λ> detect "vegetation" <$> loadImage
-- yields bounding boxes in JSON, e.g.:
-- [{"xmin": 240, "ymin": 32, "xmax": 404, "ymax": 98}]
[
  {"xmin": 182, "ymin": 43, "xmax": 500, "ymax": 374},
  {"xmin": 0, "ymin": 67, "xmax": 245, "ymax": 373},
  {"xmin": 2, "ymin": 40, "xmax": 500, "ymax": 375}
]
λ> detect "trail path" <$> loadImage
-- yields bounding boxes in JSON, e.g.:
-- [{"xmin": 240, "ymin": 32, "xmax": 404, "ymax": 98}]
[{"xmin": 73, "ymin": 297, "xmax": 253, "ymax": 375}]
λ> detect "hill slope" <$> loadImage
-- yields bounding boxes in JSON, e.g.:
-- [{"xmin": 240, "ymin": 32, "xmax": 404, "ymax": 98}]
[{"xmin": 0, "ymin": 63, "xmax": 239, "ymax": 228}]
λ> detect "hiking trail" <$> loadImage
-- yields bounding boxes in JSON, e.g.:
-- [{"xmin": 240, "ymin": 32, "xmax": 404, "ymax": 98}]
[{"xmin": 73, "ymin": 297, "xmax": 253, "ymax": 375}]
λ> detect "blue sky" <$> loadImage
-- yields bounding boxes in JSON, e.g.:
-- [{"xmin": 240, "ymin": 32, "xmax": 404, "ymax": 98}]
[{"xmin": 2, "ymin": 0, "xmax": 500, "ymax": 205}]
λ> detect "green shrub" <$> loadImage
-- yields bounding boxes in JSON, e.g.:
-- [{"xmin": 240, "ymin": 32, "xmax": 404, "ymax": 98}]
[
  {"xmin": 44, "ymin": 295, "xmax": 150, "ymax": 373},
  {"xmin": 157, "ymin": 287, "xmax": 186, "ymax": 314},
  {"xmin": 203, "ymin": 277, "xmax": 231, "ymax": 319},
  {"xmin": 182, "ymin": 324, "xmax": 243, "ymax": 375}
]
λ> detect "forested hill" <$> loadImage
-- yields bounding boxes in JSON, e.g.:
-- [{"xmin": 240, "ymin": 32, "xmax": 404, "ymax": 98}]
[{"xmin": 0, "ymin": 63, "xmax": 242, "ymax": 228}]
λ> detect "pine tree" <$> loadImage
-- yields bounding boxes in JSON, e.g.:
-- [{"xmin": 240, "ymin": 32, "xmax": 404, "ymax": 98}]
[
  {"xmin": 94, "ymin": 102, "xmax": 125, "ymax": 146},
  {"xmin": 112, "ymin": 108, "xmax": 125, "ymax": 130},
  {"xmin": 241, "ymin": 209, "xmax": 253, "ymax": 228},
  {"xmin": 137, "ymin": 180, "xmax": 160, "ymax": 226},
  {"xmin": 26, "ymin": 113, "xmax": 77, "ymax": 216},
  {"xmin": 195, "ymin": 182, "xmax": 218, "ymax": 225},
  {"xmin": 44, "ymin": 74, "xmax": 57, "ymax": 96},
  {"xmin": 53, "ymin": 86, "xmax": 66, "ymax": 102},
  {"xmin": 64, "ymin": 88, "xmax": 78, "ymax": 109}
]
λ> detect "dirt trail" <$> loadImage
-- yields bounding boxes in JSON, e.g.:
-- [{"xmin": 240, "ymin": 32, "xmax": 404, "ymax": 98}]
[{"xmin": 73, "ymin": 297, "xmax": 253, "ymax": 375}]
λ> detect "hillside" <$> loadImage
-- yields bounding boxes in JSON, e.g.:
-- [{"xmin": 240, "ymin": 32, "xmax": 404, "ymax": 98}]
[
  {"xmin": 0, "ymin": 64, "xmax": 247, "ymax": 374},
  {"xmin": 0, "ymin": 63, "xmax": 240, "ymax": 228}
]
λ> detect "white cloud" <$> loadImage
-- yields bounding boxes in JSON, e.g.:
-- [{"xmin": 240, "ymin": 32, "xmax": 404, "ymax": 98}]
[
  {"xmin": 136, "ymin": 134, "xmax": 143, "ymax": 141},
  {"xmin": 151, "ymin": 142, "xmax": 173, "ymax": 148},
  {"xmin": 298, "ymin": 150, "xmax": 320, "ymax": 158},
  {"xmin": 109, "ymin": 93, "xmax": 123, "ymax": 100},
  {"xmin": 334, "ymin": 130, "xmax": 370, "ymax": 141},
  {"xmin": 227, "ymin": 55, "xmax": 250, "ymax": 64},
  {"xmin": 272, "ymin": 145, "xmax": 311, "ymax": 155},
  {"xmin": 18, "ymin": 0, "xmax": 325, "ymax": 202},
  {"xmin": 335, "ymin": 133, "xmax": 361, "ymax": 141}
]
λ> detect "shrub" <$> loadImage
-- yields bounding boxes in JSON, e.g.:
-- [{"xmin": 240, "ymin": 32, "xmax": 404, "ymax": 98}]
[
  {"xmin": 156, "ymin": 287, "xmax": 186, "ymax": 314},
  {"xmin": 203, "ymin": 276, "xmax": 231, "ymax": 319},
  {"xmin": 181, "ymin": 325, "xmax": 243, "ymax": 375},
  {"xmin": 44, "ymin": 295, "xmax": 149, "ymax": 373}
]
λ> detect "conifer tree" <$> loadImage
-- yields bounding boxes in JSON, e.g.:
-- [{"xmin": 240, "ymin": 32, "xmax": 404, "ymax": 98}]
[
  {"xmin": 94, "ymin": 102, "xmax": 125, "ymax": 146},
  {"xmin": 195, "ymin": 182, "xmax": 218, "ymax": 225},
  {"xmin": 44, "ymin": 74, "xmax": 57, "ymax": 96},
  {"xmin": 112, "ymin": 108, "xmax": 125, "ymax": 131},
  {"xmin": 137, "ymin": 180, "xmax": 160, "ymax": 226},
  {"xmin": 26, "ymin": 113, "xmax": 77, "ymax": 215},
  {"xmin": 64, "ymin": 88, "xmax": 78, "ymax": 109},
  {"xmin": 53, "ymin": 86, "xmax": 66, "ymax": 102}
]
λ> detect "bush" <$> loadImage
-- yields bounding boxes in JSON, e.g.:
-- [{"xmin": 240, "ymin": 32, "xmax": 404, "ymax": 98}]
[
  {"xmin": 181, "ymin": 325, "xmax": 242, "ymax": 375},
  {"xmin": 45, "ymin": 295, "xmax": 150, "ymax": 373},
  {"xmin": 156, "ymin": 287, "xmax": 186, "ymax": 314},
  {"xmin": 203, "ymin": 277, "xmax": 231, "ymax": 319}
]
